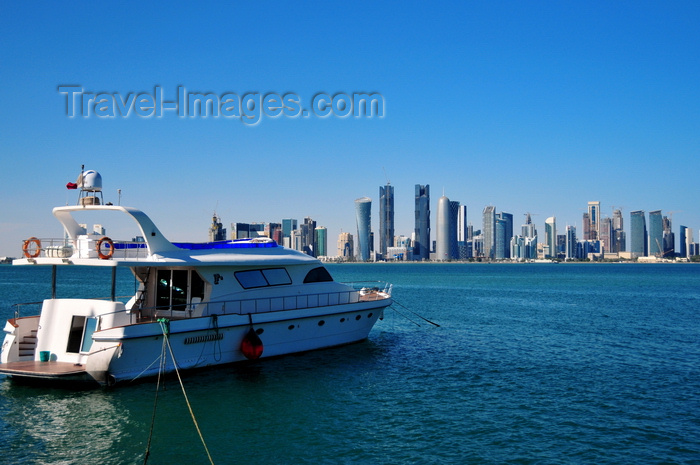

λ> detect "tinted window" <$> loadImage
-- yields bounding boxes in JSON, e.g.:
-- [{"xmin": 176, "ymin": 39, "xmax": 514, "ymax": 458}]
[
  {"xmin": 303, "ymin": 267, "xmax": 333, "ymax": 283},
  {"xmin": 235, "ymin": 270, "xmax": 268, "ymax": 289},
  {"xmin": 262, "ymin": 268, "xmax": 291, "ymax": 286}
]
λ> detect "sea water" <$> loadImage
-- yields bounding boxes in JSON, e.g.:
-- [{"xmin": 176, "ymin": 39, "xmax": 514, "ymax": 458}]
[{"xmin": 0, "ymin": 263, "xmax": 698, "ymax": 464}]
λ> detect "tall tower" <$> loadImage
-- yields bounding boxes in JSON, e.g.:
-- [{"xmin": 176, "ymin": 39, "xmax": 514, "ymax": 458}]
[
  {"xmin": 662, "ymin": 215, "xmax": 674, "ymax": 257},
  {"xmin": 315, "ymin": 227, "xmax": 327, "ymax": 257},
  {"xmin": 495, "ymin": 216, "xmax": 506, "ymax": 259},
  {"xmin": 355, "ymin": 197, "xmax": 372, "ymax": 261},
  {"xmin": 414, "ymin": 185, "xmax": 431, "ymax": 260},
  {"xmin": 648, "ymin": 210, "xmax": 663, "ymax": 257},
  {"xmin": 208, "ymin": 213, "xmax": 226, "ymax": 241},
  {"xmin": 379, "ymin": 184, "xmax": 394, "ymax": 259},
  {"xmin": 600, "ymin": 217, "xmax": 613, "ymax": 253},
  {"xmin": 449, "ymin": 200, "xmax": 460, "ymax": 260},
  {"xmin": 282, "ymin": 219, "xmax": 298, "ymax": 247},
  {"xmin": 612, "ymin": 209, "xmax": 624, "ymax": 253},
  {"xmin": 565, "ymin": 225, "xmax": 577, "ymax": 260},
  {"xmin": 588, "ymin": 201, "xmax": 601, "ymax": 240},
  {"xmin": 497, "ymin": 212, "xmax": 513, "ymax": 259},
  {"xmin": 545, "ymin": 217, "xmax": 557, "ymax": 259},
  {"xmin": 482, "ymin": 206, "xmax": 496, "ymax": 259},
  {"xmin": 457, "ymin": 205, "xmax": 468, "ymax": 242},
  {"xmin": 630, "ymin": 210, "xmax": 647, "ymax": 257},
  {"xmin": 435, "ymin": 195, "xmax": 450, "ymax": 260},
  {"xmin": 337, "ymin": 232, "xmax": 354, "ymax": 260},
  {"xmin": 301, "ymin": 217, "xmax": 316, "ymax": 256},
  {"xmin": 680, "ymin": 225, "xmax": 688, "ymax": 258}
]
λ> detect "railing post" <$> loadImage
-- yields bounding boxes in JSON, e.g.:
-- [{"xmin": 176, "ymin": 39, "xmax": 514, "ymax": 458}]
[{"xmin": 51, "ymin": 265, "xmax": 57, "ymax": 299}]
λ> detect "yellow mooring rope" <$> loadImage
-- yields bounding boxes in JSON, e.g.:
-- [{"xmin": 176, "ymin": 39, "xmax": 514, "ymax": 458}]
[{"xmin": 144, "ymin": 319, "xmax": 215, "ymax": 465}]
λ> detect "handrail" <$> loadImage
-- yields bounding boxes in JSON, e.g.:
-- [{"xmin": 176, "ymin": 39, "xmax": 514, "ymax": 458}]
[
  {"xmin": 134, "ymin": 285, "xmax": 392, "ymax": 323},
  {"xmin": 8, "ymin": 282, "xmax": 392, "ymax": 325},
  {"xmin": 19, "ymin": 237, "xmax": 150, "ymax": 260},
  {"xmin": 10, "ymin": 295, "xmax": 133, "ymax": 320}
]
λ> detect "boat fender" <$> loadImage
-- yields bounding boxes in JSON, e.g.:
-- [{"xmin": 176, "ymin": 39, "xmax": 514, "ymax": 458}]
[
  {"xmin": 96, "ymin": 236, "xmax": 114, "ymax": 260},
  {"xmin": 22, "ymin": 237, "xmax": 41, "ymax": 258},
  {"xmin": 241, "ymin": 328, "xmax": 264, "ymax": 360}
]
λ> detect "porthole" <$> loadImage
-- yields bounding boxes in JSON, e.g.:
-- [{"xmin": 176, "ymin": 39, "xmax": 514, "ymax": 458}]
[
  {"xmin": 256, "ymin": 328, "xmax": 264, "ymax": 335},
  {"xmin": 318, "ymin": 320, "xmax": 325, "ymax": 327},
  {"xmin": 368, "ymin": 313, "xmax": 373, "ymax": 318},
  {"xmin": 355, "ymin": 315, "xmax": 362, "ymax": 321},
  {"xmin": 340, "ymin": 318, "xmax": 345, "ymax": 323},
  {"xmin": 288, "ymin": 325, "xmax": 295, "ymax": 330}
]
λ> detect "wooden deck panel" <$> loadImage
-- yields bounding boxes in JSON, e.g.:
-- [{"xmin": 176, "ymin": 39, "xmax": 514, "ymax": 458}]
[{"xmin": 0, "ymin": 361, "xmax": 87, "ymax": 377}]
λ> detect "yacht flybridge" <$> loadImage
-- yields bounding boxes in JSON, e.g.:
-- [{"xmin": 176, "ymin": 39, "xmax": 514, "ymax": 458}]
[{"xmin": 0, "ymin": 170, "xmax": 392, "ymax": 387}]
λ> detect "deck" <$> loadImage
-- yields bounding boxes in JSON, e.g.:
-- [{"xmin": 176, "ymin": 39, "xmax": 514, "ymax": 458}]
[{"xmin": 0, "ymin": 361, "xmax": 87, "ymax": 378}]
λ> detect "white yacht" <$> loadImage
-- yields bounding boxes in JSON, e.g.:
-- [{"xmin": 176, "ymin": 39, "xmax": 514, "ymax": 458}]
[{"xmin": 0, "ymin": 170, "xmax": 392, "ymax": 387}]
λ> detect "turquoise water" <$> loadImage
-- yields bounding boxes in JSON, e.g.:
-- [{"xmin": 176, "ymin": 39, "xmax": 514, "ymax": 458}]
[{"xmin": 1, "ymin": 263, "xmax": 699, "ymax": 464}]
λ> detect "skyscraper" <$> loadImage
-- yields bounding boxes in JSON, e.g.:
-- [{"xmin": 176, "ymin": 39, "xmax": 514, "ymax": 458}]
[
  {"xmin": 648, "ymin": 210, "xmax": 663, "ymax": 257},
  {"xmin": 600, "ymin": 217, "xmax": 613, "ymax": 253},
  {"xmin": 435, "ymin": 195, "xmax": 450, "ymax": 261},
  {"xmin": 630, "ymin": 210, "xmax": 647, "ymax": 257},
  {"xmin": 482, "ymin": 206, "xmax": 496, "ymax": 259},
  {"xmin": 282, "ymin": 218, "xmax": 297, "ymax": 247},
  {"xmin": 684, "ymin": 227, "xmax": 693, "ymax": 258},
  {"xmin": 337, "ymin": 232, "xmax": 354, "ymax": 260},
  {"xmin": 414, "ymin": 185, "xmax": 430, "ymax": 260},
  {"xmin": 582, "ymin": 212, "xmax": 591, "ymax": 240},
  {"xmin": 565, "ymin": 225, "xmax": 577, "ymax": 260},
  {"xmin": 497, "ymin": 212, "xmax": 513, "ymax": 259},
  {"xmin": 457, "ymin": 205, "xmax": 468, "ymax": 242},
  {"xmin": 456, "ymin": 204, "xmax": 469, "ymax": 260},
  {"xmin": 680, "ymin": 225, "xmax": 688, "ymax": 258},
  {"xmin": 355, "ymin": 197, "xmax": 372, "ymax": 261},
  {"xmin": 379, "ymin": 184, "xmax": 394, "ymax": 259},
  {"xmin": 208, "ymin": 213, "xmax": 226, "ymax": 241},
  {"xmin": 545, "ymin": 217, "xmax": 557, "ymax": 259},
  {"xmin": 301, "ymin": 217, "xmax": 316, "ymax": 256},
  {"xmin": 588, "ymin": 201, "xmax": 600, "ymax": 240},
  {"xmin": 612, "ymin": 209, "xmax": 625, "ymax": 253},
  {"xmin": 315, "ymin": 227, "xmax": 327, "ymax": 257},
  {"xmin": 662, "ymin": 215, "xmax": 674, "ymax": 257},
  {"xmin": 495, "ymin": 217, "xmax": 506, "ymax": 259},
  {"xmin": 449, "ymin": 200, "xmax": 460, "ymax": 260}
]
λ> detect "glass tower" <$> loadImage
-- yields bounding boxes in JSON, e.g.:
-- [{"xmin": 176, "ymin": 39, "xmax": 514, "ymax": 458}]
[
  {"xmin": 414, "ymin": 185, "xmax": 431, "ymax": 260},
  {"xmin": 315, "ymin": 227, "xmax": 327, "ymax": 257},
  {"xmin": 449, "ymin": 201, "xmax": 460, "ymax": 260},
  {"xmin": 648, "ymin": 210, "xmax": 663, "ymax": 257},
  {"xmin": 435, "ymin": 195, "xmax": 450, "ymax": 261},
  {"xmin": 355, "ymin": 197, "xmax": 372, "ymax": 261},
  {"xmin": 588, "ymin": 201, "xmax": 600, "ymax": 240},
  {"xmin": 482, "ymin": 206, "xmax": 496, "ymax": 259},
  {"xmin": 630, "ymin": 210, "xmax": 647, "ymax": 257},
  {"xmin": 545, "ymin": 217, "xmax": 557, "ymax": 259},
  {"xmin": 379, "ymin": 184, "xmax": 394, "ymax": 259}
]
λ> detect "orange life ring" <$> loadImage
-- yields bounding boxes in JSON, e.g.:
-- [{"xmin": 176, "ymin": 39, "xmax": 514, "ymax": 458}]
[
  {"xmin": 96, "ymin": 236, "xmax": 114, "ymax": 260},
  {"xmin": 22, "ymin": 237, "xmax": 41, "ymax": 258}
]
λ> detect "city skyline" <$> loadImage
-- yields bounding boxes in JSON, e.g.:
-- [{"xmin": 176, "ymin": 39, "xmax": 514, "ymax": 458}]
[
  {"xmin": 207, "ymin": 189, "xmax": 695, "ymax": 261},
  {"xmin": 1, "ymin": 3, "xmax": 699, "ymax": 257}
]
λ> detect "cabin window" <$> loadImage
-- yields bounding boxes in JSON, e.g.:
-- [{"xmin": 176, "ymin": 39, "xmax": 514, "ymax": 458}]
[
  {"xmin": 235, "ymin": 270, "xmax": 268, "ymax": 289},
  {"xmin": 235, "ymin": 268, "xmax": 292, "ymax": 289},
  {"xmin": 262, "ymin": 268, "xmax": 292, "ymax": 286},
  {"xmin": 303, "ymin": 267, "xmax": 333, "ymax": 284},
  {"xmin": 156, "ymin": 269, "xmax": 206, "ymax": 311},
  {"xmin": 66, "ymin": 316, "xmax": 98, "ymax": 354}
]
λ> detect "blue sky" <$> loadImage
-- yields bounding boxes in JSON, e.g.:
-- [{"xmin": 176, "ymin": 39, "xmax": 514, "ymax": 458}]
[{"xmin": 1, "ymin": 2, "xmax": 699, "ymax": 257}]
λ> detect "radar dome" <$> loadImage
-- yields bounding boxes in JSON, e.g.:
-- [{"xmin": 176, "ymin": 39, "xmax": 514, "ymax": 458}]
[{"xmin": 78, "ymin": 170, "xmax": 102, "ymax": 192}]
